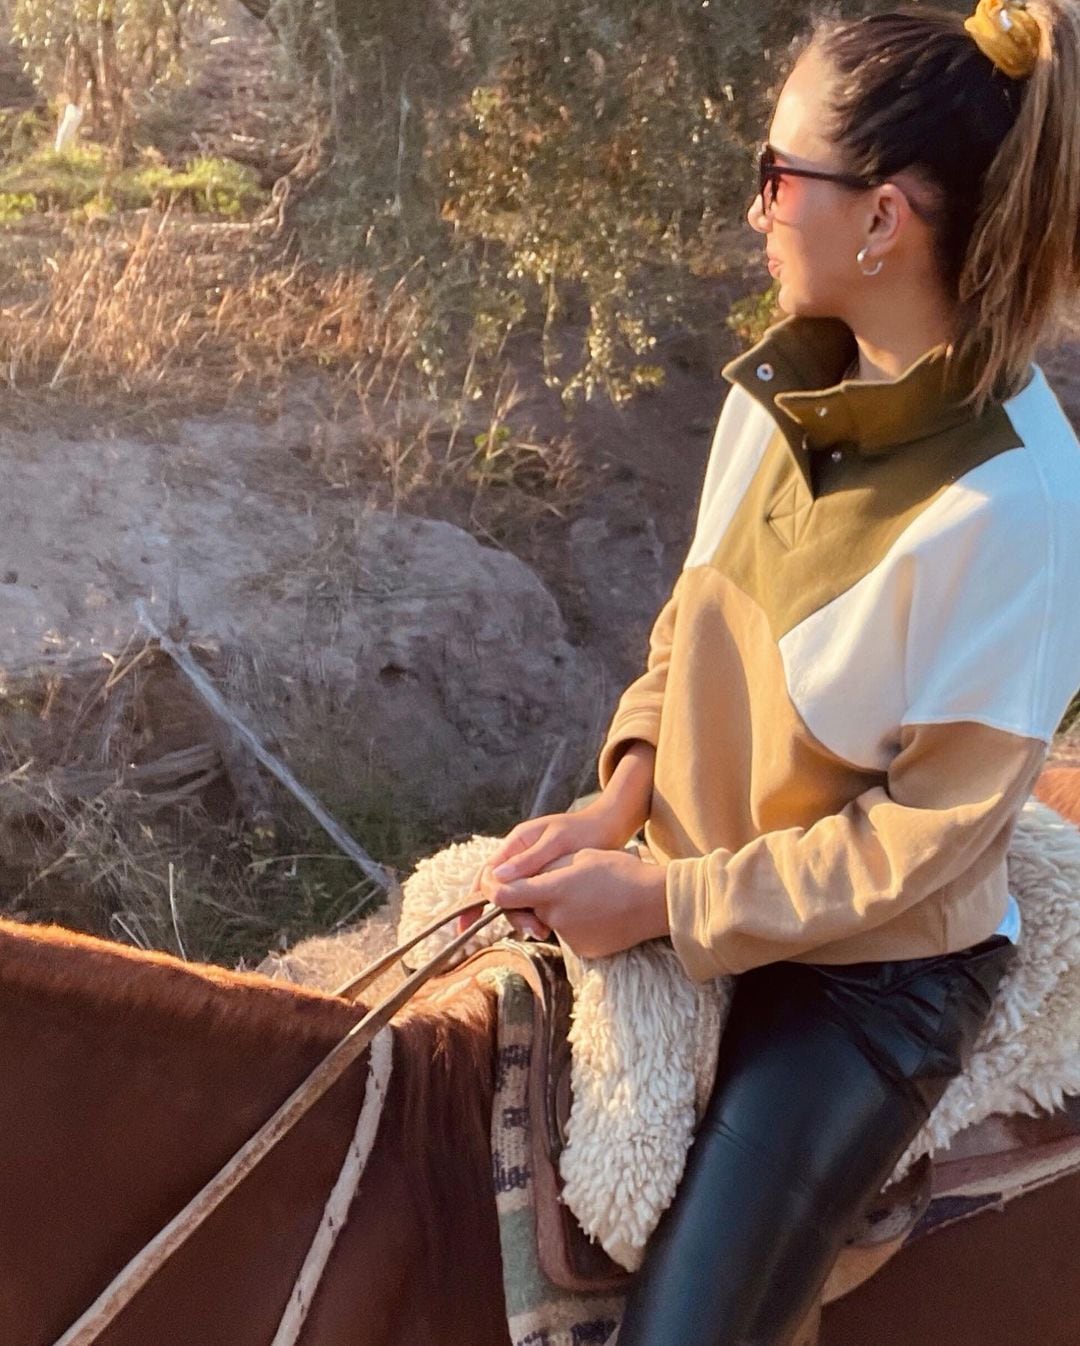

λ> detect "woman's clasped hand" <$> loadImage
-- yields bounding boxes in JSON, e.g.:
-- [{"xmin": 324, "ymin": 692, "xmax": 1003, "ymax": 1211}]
[{"xmin": 454, "ymin": 801, "xmax": 670, "ymax": 958}]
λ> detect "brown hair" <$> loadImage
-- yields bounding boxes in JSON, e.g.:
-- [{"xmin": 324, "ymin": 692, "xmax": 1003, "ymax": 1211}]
[{"xmin": 799, "ymin": 2, "xmax": 1080, "ymax": 415}]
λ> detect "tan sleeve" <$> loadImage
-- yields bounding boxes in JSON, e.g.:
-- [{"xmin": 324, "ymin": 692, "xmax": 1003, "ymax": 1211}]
[
  {"xmin": 596, "ymin": 575, "xmax": 684, "ymax": 789},
  {"xmin": 665, "ymin": 720, "xmax": 1048, "ymax": 980}
]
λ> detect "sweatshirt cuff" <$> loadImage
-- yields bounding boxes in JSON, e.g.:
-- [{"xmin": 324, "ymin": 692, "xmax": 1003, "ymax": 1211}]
[
  {"xmin": 665, "ymin": 853, "xmax": 736, "ymax": 982},
  {"xmin": 596, "ymin": 711, "xmax": 662, "ymax": 789}
]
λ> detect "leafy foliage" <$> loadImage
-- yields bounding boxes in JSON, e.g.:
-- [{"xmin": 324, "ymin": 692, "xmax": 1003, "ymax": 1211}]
[
  {"xmin": 266, "ymin": 0, "xmax": 909, "ymax": 404},
  {"xmin": 726, "ymin": 279, "xmax": 782, "ymax": 346},
  {"xmin": 436, "ymin": 32, "xmax": 742, "ymax": 404},
  {"xmin": 11, "ymin": 0, "xmax": 218, "ymax": 150}
]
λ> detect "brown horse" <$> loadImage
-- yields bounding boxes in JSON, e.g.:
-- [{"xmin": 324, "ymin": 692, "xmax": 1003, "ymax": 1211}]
[
  {"xmin": 4, "ymin": 914, "xmax": 1078, "ymax": 1346},
  {"xmin": 821, "ymin": 1169, "xmax": 1080, "ymax": 1345},
  {"xmin": 3, "ymin": 766, "xmax": 1079, "ymax": 1346},
  {"xmin": 0, "ymin": 918, "xmax": 510, "ymax": 1346},
  {"xmin": 1034, "ymin": 762, "xmax": 1080, "ymax": 827}
]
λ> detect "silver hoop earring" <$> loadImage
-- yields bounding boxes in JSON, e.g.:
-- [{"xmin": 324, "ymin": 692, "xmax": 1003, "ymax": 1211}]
[{"xmin": 857, "ymin": 246, "xmax": 883, "ymax": 277}]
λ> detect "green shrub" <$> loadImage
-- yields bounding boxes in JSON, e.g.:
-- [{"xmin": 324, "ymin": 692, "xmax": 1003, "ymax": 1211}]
[
  {"xmin": 0, "ymin": 108, "xmax": 50, "ymax": 164},
  {"xmin": 726, "ymin": 280, "xmax": 781, "ymax": 346},
  {"xmin": 0, "ymin": 191, "xmax": 38, "ymax": 222},
  {"xmin": 132, "ymin": 154, "xmax": 265, "ymax": 216},
  {"xmin": 0, "ymin": 144, "xmax": 106, "ymax": 209},
  {"xmin": 0, "ymin": 145, "xmax": 265, "ymax": 217}
]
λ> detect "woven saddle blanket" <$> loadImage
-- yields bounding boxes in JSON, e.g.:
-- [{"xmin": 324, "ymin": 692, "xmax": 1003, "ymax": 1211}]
[
  {"xmin": 482, "ymin": 964, "xmax": 624, "ymax": 1346},
  {"xmin": 396, "ymin": 797, "xmax": 1080, "ymax": 1273}
]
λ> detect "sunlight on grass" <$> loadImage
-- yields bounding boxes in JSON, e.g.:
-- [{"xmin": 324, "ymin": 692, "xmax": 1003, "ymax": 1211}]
[{"xmin": 0, "ymin": 144, "xmax": 265, "ymax": 219}]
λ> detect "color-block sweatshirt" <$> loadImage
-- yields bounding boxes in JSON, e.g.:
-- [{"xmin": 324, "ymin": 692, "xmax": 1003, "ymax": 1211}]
[{"xmin": 597, "ymin": 314, "xmax": 1080, "ymax": 981}]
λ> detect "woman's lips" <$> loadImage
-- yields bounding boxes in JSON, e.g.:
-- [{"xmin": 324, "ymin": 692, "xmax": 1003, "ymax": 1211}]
[{"xmin": 767, "ymin": 256, "xmax": 782, "ymax": 275}]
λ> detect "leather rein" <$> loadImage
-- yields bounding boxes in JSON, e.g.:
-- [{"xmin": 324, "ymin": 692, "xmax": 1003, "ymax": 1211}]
[{"xmin": 51, "ymin": 898, "xmax": 503, "ymax": 1346}]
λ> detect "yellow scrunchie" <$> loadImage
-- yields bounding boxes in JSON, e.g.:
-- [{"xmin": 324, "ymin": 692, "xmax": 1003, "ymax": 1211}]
[{"xmin": 964, "ymin": 0, "xmax": 1042, "ymax": 79}]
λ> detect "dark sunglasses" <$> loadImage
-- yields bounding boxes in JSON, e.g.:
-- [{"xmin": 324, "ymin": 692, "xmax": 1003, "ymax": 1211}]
[{"xmin": 756, "ymin": 141, "xmax": 882, "ymax": 214}]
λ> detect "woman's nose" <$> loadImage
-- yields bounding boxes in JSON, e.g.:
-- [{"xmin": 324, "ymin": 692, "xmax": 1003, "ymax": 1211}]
[{"xmin": 747, "ymin": 192, "xmax": 769, "ymax": 233}]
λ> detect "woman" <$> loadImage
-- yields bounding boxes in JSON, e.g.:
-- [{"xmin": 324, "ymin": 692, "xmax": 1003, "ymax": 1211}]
[{"xmin": 464, "ymin": 1, "xmax": 1080, "ymax": 1341}]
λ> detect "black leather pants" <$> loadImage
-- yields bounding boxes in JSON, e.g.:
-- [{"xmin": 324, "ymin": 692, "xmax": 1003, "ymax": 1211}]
[{"xmin": 615, "ymin": 933, "xmax": 1017, "ymax": 1346}]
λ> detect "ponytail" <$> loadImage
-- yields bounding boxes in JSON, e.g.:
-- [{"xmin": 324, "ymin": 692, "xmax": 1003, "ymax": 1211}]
[
  {"xmin": 955, "ymin": 0, "xmax": 1080, "ymax": 412},
  {"xmin": 807, "ymin": 1, "xmax": 1080, "ymax": 416}
]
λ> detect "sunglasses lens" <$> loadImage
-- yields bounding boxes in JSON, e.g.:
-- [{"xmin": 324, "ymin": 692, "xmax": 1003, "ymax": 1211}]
[{"xmin": 757, "ymin": 145, "xmax": 775, "ymax": 212}]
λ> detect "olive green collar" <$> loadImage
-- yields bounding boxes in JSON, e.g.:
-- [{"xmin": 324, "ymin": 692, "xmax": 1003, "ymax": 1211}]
[{"xmin": 722, "ymin": 315, "xmax": 982, "ymax": 457}]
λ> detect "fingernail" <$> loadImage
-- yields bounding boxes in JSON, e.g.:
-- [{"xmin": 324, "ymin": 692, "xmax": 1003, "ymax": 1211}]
[{"xmin": 492, "ymin": 863, "xmax": 513, "ymax": 880}]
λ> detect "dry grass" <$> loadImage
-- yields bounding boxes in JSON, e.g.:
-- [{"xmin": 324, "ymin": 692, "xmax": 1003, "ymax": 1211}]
[
  {"xmin": 0, "ymin": 8, "xmax": 593, "ymax": 971},
  {"xmin": 0, "ymin": 636, "xmax": 537, "ymax": 970},
  {"xmin": 0, "ymin": 210, "xmax": 587, "ymax": 968},
  {"xmin": 0, "ymin": 208, "xmax": 422, "ymax": 422},
  {"xmin": 0, "ymin": 209, "xmax": 586, "ymax": 532},
  {"xmin": 0, "ymin": 769, "xmax": 397, "ymax": 970},
  {"xmin": 306, "ymin": 359, "xmax": 586, "ymax": 549},
  {"xmin": 0, "ymin": 649, "xmax": 407, "ymax": 968}
]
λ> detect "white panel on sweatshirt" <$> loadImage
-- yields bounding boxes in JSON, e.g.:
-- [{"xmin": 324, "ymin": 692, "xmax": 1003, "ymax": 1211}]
[
  {"xmin": 684, "ymin": 384, "xmax": 774, "ymax": 568},
  {"xmin": 779, "ymin": 367, "xmax": 1080, "ymax": 770}
]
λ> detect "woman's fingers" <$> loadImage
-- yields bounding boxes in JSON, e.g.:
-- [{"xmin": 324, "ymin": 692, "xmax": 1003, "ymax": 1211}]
[
  {"xmin": 453, "ymin": 899, "xmax": 551, "ymax": 940},
  {"xmin": 485, "ymin": 864, "xmax": 570, "ymax": 910},
  {"xmin": 490, "ymin": 828, "xmax": 571, "ymax": 881},
  {"xmin": 453, "ymin": 817, "xmax": 573, "ymax": 938},
  {"xmin": 482, "ymin": 820, "xmax": 548, "ymax": 875}
]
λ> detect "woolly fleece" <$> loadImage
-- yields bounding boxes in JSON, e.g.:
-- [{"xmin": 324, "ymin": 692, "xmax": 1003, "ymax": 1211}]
[{"xmin": 397, "ymin": 798, "xmax": 1080, "ymax": 1269}]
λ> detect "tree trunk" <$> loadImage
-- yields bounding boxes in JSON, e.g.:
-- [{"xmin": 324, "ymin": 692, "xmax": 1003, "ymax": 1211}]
[{"xmin": 233, "ymin": 0, "xmax": 272, "ymax": 18}]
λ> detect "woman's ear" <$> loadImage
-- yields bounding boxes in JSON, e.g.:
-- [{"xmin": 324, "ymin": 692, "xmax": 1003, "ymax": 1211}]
[{"xmin": 865, "ymin": 181, "xmax": 918, "ymax": 252}]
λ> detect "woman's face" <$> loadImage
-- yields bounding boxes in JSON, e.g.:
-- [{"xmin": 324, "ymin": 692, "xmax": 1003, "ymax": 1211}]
[{"xmin": 746, "ymin": 46, "xmax": 922, "ymax": 322}]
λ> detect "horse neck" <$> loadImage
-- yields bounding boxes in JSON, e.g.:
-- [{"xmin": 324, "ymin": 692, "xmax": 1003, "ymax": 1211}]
[
  {"xmin": 1034, "ymin": 764, "xmax": 1080, "ymax": 828},
  {"xmin": 0, "ymin": 919, "xmax": 508, "ymax": 1346}
]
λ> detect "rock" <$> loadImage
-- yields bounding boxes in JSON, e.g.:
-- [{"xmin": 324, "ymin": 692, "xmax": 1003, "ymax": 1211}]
[
  {"xmin": 226, "ymin": 509, "xmax": 600, "ymax": 825},
  {"xmin": 567, "ymin": 476, "xmax": 675, "ymax": 693},
  {"xmin": 0, "ymin": 415, "xmax": 601, "ymax": 832}
]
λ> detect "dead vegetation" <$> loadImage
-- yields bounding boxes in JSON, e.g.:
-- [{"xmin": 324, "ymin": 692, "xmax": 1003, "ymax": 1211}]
[
  {"xmin": 0, "ymin": 180, "xmax": 587, "ymax": 971},
  {"xmin": 0, "ymin": 210, "xmax": 419, "ymax": 417},
  {"xmin": 0, "ymin": 208, "xmax": 585, "ymax": 525},
  {"xmin": 0, "ymin": 643, "xmax": 473, "ymax": 968}
]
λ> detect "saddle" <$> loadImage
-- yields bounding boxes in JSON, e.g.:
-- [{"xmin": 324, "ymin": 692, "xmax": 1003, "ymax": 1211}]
[
  {"xmin": 419, "ymin": 938, "xmax": 627, "ymax": 1290},
  {"xmin": 415, "ymin": 935, "xmax": 1080, "ymax": 1300}
]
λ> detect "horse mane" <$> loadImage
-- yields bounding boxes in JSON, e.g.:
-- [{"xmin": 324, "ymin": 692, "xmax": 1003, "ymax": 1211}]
[
  {"xmin": 0, "ymin": 917, "xmax": 499, "ymax": 1069},
  {"xmin": 390, "ymin": 977, "xmax": 501, "ymax": 1284},
  {"xmin": 0, "ymin": 916, "xmax": 501, "ymax": 1283},
  {"xmin": 0, "ymin": 917, "xmax": 366, "ymax": 1046}
]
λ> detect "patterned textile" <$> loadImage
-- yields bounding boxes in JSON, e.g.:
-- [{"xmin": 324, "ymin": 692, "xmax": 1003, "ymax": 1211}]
[{"xmin": 482, "ymin": 964, "xmax": 624, "ymax": 1346}]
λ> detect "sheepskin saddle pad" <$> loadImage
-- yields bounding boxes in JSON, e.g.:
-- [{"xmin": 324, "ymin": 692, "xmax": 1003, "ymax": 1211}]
[{"xmin": 396, "ymin": 797, "xmax": 1080, "ymax": 1275}]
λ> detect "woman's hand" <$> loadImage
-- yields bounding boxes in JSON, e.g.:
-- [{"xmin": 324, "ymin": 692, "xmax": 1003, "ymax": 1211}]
[
  {"xmin": 476, "ymin": 845, "xmax": 669, "ymax": 959},
  {"xmin": 455, "ymin": 741, "xmax": 657, "ymax": 939},
  {"xmin": 455, "ymin": 798, "xmax": 637, "ymax": 938}
]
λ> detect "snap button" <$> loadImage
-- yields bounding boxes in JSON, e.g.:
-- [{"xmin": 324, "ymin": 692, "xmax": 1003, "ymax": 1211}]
[
  {"xmin": 756, "ymin": 362, "xmax": 775, "ymax": 382},
  {"xmin": 831, "ymin": 448, "xmax": 843, "ymax": 462}
]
